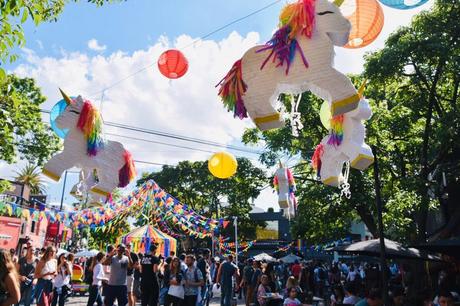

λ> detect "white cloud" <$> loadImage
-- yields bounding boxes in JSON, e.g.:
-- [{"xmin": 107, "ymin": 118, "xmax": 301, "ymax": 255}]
[
  {"xmin": 87, "ymin": 39, "xmax": 107, "ymax": 52},
  {"xmin": 12, "ymin": 32, "xmax": 262, "ymax": 175}
]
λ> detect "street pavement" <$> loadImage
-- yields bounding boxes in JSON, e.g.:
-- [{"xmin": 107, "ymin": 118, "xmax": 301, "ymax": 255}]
[{"xmin": 67, "ymin": 295, "xmax": 243, "ymax": 306}]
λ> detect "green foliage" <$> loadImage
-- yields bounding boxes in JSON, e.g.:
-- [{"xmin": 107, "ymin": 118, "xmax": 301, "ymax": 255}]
[
  {"xmin": 137, "ymin": 157, "xmax": 267, "ymax": 239},
  {"xmin": 242, "ymin": 0, "xmax": 460, "ymax": 243},
  {"xmin": 0, "ymin": 75, "xmax": 61, "ymax": 165},
  {"xmin": 14, "ymin": 163, "xmax": 46, "ymax": 194},
  {"xmin": 0, "ymin": 180, "xmax": 12, "ymax": 194},
  {"xmin": 0, "ymin": 0, "xmax": 125, "ymax": 78}
]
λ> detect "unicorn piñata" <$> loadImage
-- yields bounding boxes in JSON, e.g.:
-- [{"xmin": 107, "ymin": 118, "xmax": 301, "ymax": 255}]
[
  {"xmin": 43, "ymin": 89, "xmax": 136, "ymax": 202},
  {"xmin": 312, "ymin": 97, "xmax": 373, "ymax": 187},
  {"xmin": 218, "ymin": 0, "xmax": 374, "ymax": 188},
  {"xmin": 217, "ymin": 0, "xmax": 359, "ymax": 129},
  {"xmin": 273, "ymin": 163, "xmax": 297, "ymax": 219}
]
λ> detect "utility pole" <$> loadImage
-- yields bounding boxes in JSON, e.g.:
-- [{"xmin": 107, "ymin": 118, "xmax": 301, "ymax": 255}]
[
  {"xmin": 55, "ymin": 171, "xmax": 68, "ymax": 246},
  {"xmin": 372, "ymin": 146, "xmax": 389, "ymax": 305},
  {"xmin": 234, "ymin": 216, "xmax": 238, "ymax": 265}
]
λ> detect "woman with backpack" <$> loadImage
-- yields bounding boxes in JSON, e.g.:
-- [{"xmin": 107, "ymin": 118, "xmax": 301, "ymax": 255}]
[
  {"xmin": 51, "ymin": 254, "xmax": 72, "ymax": 306},
  {"xmin": 34, "ymin": 246, "xmax": 57, "ymax": 306},
  {"xmin": 87, "ymin": 252, "xmax": 105, "ymax": 306},
  {"xmin": 165, "ymin": 257, "xmax": 185, "ymax": 306}
]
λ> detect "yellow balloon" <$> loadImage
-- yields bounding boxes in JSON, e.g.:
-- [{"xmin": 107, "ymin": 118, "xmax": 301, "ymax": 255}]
[
  {"xmin": 319, "ymin": 101, "xmax": 331, "ymax": 130},
  {"xmin": 208, "ymin": 152, "xmax": 238, "ymax": 179}
]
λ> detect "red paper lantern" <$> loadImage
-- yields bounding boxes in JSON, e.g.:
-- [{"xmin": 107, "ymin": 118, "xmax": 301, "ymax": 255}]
[{"xmin": 157, "ymin": 49, "xmax": 188, "ymax": 79}]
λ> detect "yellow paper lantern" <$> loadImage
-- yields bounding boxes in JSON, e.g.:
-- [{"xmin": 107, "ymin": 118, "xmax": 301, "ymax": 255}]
[
  {"xmin": 208, "ymin": 152, "xmax": 238, "ymax": 179},
  {"xmin": 319, "ymin": 101, "xmax": 331, "ymax": 130}
]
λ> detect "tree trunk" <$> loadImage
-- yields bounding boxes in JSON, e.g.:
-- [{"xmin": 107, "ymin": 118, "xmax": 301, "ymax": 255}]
[{"xmin": 355, "ymin": 204, "xmax": 379, "ymax": 238}]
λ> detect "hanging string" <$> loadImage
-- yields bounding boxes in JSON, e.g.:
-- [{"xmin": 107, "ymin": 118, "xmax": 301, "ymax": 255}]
[
  {"xmin": 290, "ymin": 93, "xmax": 303, "ymax": 137},
  {"xmin": 340, "ymin": 161, "xmax": 351, "ymax": 199}
]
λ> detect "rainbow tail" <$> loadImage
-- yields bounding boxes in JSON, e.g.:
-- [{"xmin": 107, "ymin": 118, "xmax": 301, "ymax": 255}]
[
  {"xmin": 118, "ymin": 150, "xmax": 136, "ymax": 188},
  {"xmin": 311, "ymin": 144, "xmax": 324, "ymax": 178},
  {"xmin": 216, "ymin": 59, "xmax": 248, "ymax": 119}
]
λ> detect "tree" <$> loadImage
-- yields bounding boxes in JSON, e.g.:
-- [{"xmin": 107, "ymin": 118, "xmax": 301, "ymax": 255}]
[
  {"xmin": 14, "ymin": 163, "xmax": 46, "ymax": 194},
  {"xmin": 363, "ymin": 0, "xmax": 460, "ymax": 242},
  {"xmin": 242, "ymin": 0, "xmax": 460, "ymax": 244},
  {"xmin": 137, "ymin": 157, "xmax": 267, "ymax": 239},
  {"xmin": 0, "ymin": 0, "xmax": 124, "ymax": 79},
  {"xmin": 0, "ymin": 75, "xmax": 61, "ymax": 165}
]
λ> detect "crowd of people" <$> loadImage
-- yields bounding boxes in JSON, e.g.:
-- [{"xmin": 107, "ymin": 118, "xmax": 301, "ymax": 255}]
[{"xmin": 1, "ymin": 243, "xmax": 459, "ymax": 306}]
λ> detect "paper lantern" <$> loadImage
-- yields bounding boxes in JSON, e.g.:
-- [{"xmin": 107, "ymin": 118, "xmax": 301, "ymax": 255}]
[
  {"xmin": 43, "ymin": 90, "xmax": 136, "ymax": 202},
  {"xmin": 157, "ymin": 49, "xmax": 188, "ymax": 79},
  {"xmin": 208, "ymin": 152, "xmax": 238, "ymax": 179},
  {"xmin": 342, "ymin": 0, "xmax": 384, "ymax": 48},
  {"xmin": 379, "ymin": 0, "xmax": 428, "ymax": 9},
  {"xmin": 319, "ymin": 101, "xmax": 331, "ymax": 130}
]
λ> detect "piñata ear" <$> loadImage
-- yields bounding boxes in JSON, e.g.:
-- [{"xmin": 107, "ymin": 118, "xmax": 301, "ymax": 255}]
[
  {"xmin": 59, "ymin": 88, "xmax": 73, "ymax": 105},
  {"xmin": 333, "ymin": 0, "xmax": 345, "ymax": 7}
]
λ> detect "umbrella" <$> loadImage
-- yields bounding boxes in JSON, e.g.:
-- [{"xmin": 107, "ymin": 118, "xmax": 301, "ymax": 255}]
[
  {"xmin": 332, "ymin": 238, "xmax": 442, "ymax": 261},
  {"xmin": 56, "ymin": 248, "xmax": 69, "ymax": 256},
  {"xmin": 121, "ymin": 225, "xmax": 177, "ymax": 257},
  {"xmin": 253, "ymin": 252, "xmax": 276, "ymax": 262},
  {"xmin": 75, "ymin": 249, "xmax": 100, "ymax": 258},
  {"xmin": 279, "ymin": 253, "xmax": 302, "ymax": 264},
  {"xmin": 414, "ymin": 237, "xmax": 460, "ymax": 258}
]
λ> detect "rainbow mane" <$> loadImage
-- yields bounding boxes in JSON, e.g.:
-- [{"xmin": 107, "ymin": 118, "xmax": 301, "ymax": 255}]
[
  {"xmin": 77, "ymin": 100, "xmax": 104, "ymax": 156},
  {"xmin": 279, "ymin": 0, "xmax": 315, "ymax": 40},
  {"xmin": 257, "ymin": 0, "xmax": 315, "ymax": 74},
  {"xmin": 327, "ymin": 115, "xmax": 344, "ymax": 146}
]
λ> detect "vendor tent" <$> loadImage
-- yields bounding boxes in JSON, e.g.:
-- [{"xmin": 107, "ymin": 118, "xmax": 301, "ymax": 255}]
[
  {"xmin": 75, "ymin": 249, "xmax": 99, "ymax": 258},
  {"xmin": 332, "ymin": 238, "xmax": 442, "ymax": 261},
  {"xmin": 121, "ymin": 225, "xmax": 177, "ymax": 257},
  {"xmin": 280, "ymin": 253, "xmax": 302, "ymax": 264},
  {"xmin": 253, "ymin": 252, "xmax": 276, "ymax": 262}
]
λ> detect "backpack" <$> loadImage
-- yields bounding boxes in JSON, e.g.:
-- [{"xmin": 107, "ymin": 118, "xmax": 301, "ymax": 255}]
[
  {"xmin": 186, "ymin": 267, "xmax": 200, "ymax": 283},
  {"xmin": 318, "ymin": 268, "xmax": 326, "ymax": 280},
  {"xmin": 197, "ymin": 259, "xmax": 209, "ymax": 283}
]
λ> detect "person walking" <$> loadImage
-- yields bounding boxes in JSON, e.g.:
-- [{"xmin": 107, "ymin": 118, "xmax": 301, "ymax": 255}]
[
  {"xmin": 240, "ymin": 259, "xmax": 254, "ymax": 306},
  {"xmin": 0, "ymin": 249, "xmax": 21, "ymax": 306},
  {"xmin": 34, "ymin": 246, "xmax": 57, "ymax": 306},
  {"xmin": 183, "ymin": 255, "xmax": 204, "ymax": 306},
  {"xmin": 165, "ymin": 257, "xmax": 185, "ymax": 306},
  {"xmin": 16, "ymin": 244, "xmax": 36, "ymax": 306},
  {"xmin": 126, "ymin": 246, "xmax": 139, "ymax": 306},
  {"xmin": 103, "ymin": 244, "xmax": 133, "ymax": 306},
  {"xmin": 51, "ymin": 254, "xmax": 72, "ymax": 306},
  {"xmin": 217, "ymin": 255, "xmax": 239, "ymax": 306},
  {"xmin": 196, "ymin": 250, "xmax": 210, "ymax": 306},
  {"xmin": 86, "ymin": 252, "xmax": 105, "ymax": 306},
  {"xmin": 140, "ymin": 244, "xmax": 160, "ymax": 306}
]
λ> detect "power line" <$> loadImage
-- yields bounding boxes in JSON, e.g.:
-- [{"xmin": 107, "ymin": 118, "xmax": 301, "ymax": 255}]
[
  {"xmin": 40, "ymin": 109, "xmax": 264, "ymax": 155},
  {"xmin": 87, "ymin": 0, "xmax": 282, "ymax": 98}
]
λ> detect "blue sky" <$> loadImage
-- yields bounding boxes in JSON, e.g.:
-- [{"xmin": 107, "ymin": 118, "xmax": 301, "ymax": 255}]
[
  {"xmin": 18, "ymin": 0, "xmax": 283, "ymax": 62},
  {"xmin": 2, "ymin": 0, "xmax": 434, "ymax": 210}
]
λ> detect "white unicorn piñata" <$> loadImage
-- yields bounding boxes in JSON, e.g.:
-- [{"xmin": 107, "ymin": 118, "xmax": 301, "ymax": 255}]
[
  {"xmin": 43, "ymin": 90, "xmax": 136, "ymax": 202},
  {"xmin": 273, "ymin": 163, "xmax": 297, "ymax": 219},
  {"xmin": 217, "ymin": 0, "xmax": 374, "ymax": 188}
]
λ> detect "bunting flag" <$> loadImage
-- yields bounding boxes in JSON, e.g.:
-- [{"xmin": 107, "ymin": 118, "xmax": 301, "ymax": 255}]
[{"xmin": 0, "ymin": 179, "xmax": 222, "ymax": 239}]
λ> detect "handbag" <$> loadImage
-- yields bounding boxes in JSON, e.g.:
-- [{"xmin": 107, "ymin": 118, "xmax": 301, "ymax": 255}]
[{"xmin": 168, "ymin": 284, "xmax": 184, "ymax": 299}]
